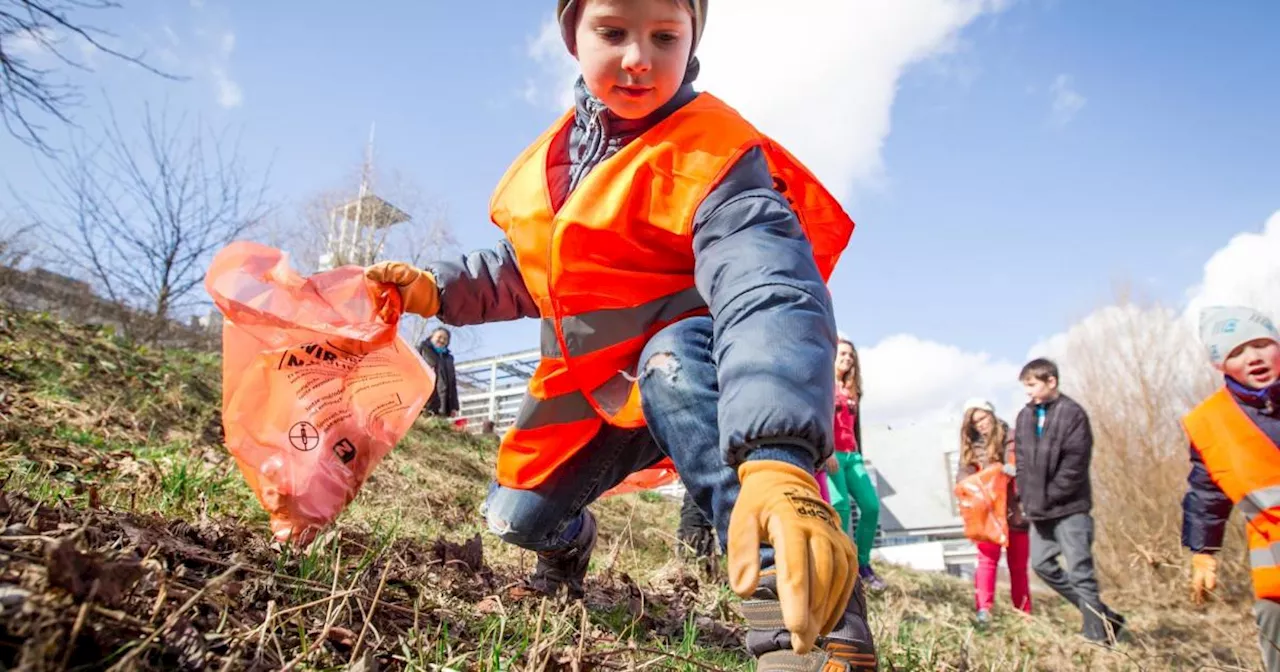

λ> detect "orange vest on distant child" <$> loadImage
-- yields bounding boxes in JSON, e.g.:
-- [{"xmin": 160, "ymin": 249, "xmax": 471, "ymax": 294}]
[
  {"xmin": 1182, "ymin": 388, "xmax": 1280, "ymax": 600},
  {"xmin": 488, "ymin": 93, "xmax": 855, "ymax": 490}
]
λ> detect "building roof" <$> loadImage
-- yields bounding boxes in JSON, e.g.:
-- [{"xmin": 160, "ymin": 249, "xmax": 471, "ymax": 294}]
[
  {"xmin": 331, "ymin": 194, "xmax": 410, "ymax": 229},
  {"xmin": 860, "ymin": 419, "xmax": 964, "ymax": 534}
]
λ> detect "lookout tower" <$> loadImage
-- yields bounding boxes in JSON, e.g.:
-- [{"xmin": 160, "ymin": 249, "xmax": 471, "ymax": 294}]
[{"xmin": 317, "ymin": 124, "xmax": 411, "ymax": 270}]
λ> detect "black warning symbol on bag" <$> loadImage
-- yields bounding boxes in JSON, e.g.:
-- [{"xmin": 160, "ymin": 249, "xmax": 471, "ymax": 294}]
[
  {"xmin": 332, "ymin": 438, "xmax": 357, "ymax": 464},
  {"xmin": 288, "ymin": 421, "xmax": 320, "ymax": 451}
]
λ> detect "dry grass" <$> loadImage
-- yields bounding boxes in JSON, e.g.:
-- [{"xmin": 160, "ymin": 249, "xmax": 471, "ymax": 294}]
[{"xmin": 0, "ymin": 304, "xmax": 1266, "ymax": 670}]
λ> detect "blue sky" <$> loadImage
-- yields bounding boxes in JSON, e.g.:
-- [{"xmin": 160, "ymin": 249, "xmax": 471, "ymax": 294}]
[{"xmin": 3, "ymin": 0, "xmax": 1279, "ymax": 423}]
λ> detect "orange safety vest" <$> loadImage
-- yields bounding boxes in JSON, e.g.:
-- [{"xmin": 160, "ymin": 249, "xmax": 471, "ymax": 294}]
[
  {"xmin": 1182, "ymin": 388, "xmax": 1280, "ymax": 600},
  {"xmin": 488, "ymin": 92, "xmax": 855, "ymax": 490}
]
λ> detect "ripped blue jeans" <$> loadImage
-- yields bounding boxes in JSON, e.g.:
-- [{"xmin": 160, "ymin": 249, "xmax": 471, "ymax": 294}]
[{"xmin": 481, "ymin": 316, "xmax": 771, "ymax": 565}]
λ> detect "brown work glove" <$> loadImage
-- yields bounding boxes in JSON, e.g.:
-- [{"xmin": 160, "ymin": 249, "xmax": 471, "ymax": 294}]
[
  {"xmin": 1190, "ymin": 553, "xmax": 1218, "ymax": 605},
  {"xmin": 365, "ymin": 261, "xmax": 440, "ymax": 319},
  {"xmin": 727, "ymin": 460, "xmax": 857, "ymax": 654}
]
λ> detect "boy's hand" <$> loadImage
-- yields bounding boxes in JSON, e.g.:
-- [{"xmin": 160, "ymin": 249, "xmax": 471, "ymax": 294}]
[
  {"xmin": 1190, "ymin": 553, "xmax": 1218, "ymax": 604},
  {"xmin": 365, "ymin": 261, "xmax": 440, "ymax": 318},
  {"xmin": 727, "ymin": 460, "xmax": 856, "ymax": 654}
]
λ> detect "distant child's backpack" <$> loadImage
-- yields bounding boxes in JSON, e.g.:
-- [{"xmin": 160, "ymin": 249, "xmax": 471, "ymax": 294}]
[{"xmin": 954, "ymin": 464, "xmax": 1010, "ymax": 546}]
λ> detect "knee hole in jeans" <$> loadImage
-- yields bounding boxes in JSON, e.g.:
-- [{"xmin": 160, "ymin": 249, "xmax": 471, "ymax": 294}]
[{"xmin": 641, "ymin": 351, "xmax": 680, "ymax": 383}]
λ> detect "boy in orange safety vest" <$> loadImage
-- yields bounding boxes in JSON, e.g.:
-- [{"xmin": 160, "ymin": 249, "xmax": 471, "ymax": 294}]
[
  {"xmin": 1182, "ymin": 305, "xmax": 1280, "ymax": 671},
  {"xmin": 365, "ymin": 0, "xmax": 876, "ymax": 668}
]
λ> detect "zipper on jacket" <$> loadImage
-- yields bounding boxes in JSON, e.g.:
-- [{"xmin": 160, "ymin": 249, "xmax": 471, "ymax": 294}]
[{"xmin": 549, "ymin": 105, "xmax": 609, "ymax": 375}]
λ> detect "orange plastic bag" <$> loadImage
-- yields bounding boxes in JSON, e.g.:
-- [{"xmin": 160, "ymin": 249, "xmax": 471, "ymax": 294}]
[
  {"xmin": 205, "ymin": 241, "xmax": 434, "ymax": 545},
  {"xmin": 954, "ymin": 464, "xmax": 1010, "ymax": 546},
  {"xmin": 602, "ymin": 457, "xmax": 681, "ymax": 498}
]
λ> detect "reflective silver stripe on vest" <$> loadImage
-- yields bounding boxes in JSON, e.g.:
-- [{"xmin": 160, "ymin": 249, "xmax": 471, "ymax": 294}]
[
  {"xmin": 514, "ymin": 390, "xmax": 596, "ymax": 430},
  {"xmin": 541, "ymin": 318, "xmax": 562, "ymax": 358},
  {"xmin": 1251, "ymin": 541, "xmax": 1280, "ymax": 570},
  {"xmin": 1241, "ymin": 485, "xmax": 1280, "ymax": 521},
  {"xmin": 592, "ymin": 369, "xmax": 637, "ymax": 417},
  {"xmin": 538, "ymin": 286, "xmax": 706, "ymax": 360}
]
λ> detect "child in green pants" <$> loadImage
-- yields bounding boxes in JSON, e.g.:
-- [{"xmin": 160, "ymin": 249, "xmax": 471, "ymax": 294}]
[{"xmin": 828, "ymin": 337, "xmax": 886, "ymax": 591}]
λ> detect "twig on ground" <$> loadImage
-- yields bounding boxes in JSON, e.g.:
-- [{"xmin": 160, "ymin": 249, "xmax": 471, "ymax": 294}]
[
  {"xmin": 255, "ymin": 599, "xmax": 275, "ymax": 665},
  {"xmin": 106, "ymin": 563, "xmax": 241, "ymax": 672},
  {"xmin": 58, "ymin": 578, "xmax": 99, "ymax": 671},
  {"xmin": 352, "ymin": 553, "xmax": 397, "ymax": 661}
]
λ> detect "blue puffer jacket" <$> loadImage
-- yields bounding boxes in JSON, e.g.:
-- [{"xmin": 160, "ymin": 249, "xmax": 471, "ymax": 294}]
[
  {"xmin": 423, "ymin": 77, "xmax": 837, "ymax": 473},
  {"xmin": 1181, "ymin": 377, "xmax": 1280, "ymax": 552}
]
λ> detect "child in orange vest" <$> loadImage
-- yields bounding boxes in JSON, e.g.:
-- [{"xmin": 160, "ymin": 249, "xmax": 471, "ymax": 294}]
[
  {"xmin": 1182, "ymin": 305, "xmax": 1280, "ymax": 671},
  {"xmin": 365, "ymin": 1, "xmax": 876, "ymax": 667}
]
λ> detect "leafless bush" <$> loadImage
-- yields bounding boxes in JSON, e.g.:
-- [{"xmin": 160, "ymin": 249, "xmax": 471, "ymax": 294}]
[
  {"xmin": 1048, "ymin": 295, "xmax": 1251, "ymax": 603},
  {"xmin": 18, "ymin": 101, "xmax": 271, "ymax": 342}
]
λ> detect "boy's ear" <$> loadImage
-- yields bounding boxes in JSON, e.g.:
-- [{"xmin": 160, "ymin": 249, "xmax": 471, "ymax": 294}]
[{"xmin": 1047, "ymin": 375, "xmax": 1059, "ymax": 389}]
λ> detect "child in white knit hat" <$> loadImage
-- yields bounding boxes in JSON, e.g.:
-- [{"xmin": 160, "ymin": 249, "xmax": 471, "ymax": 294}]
[{"xmin": 1181, "ymin": 305, "xmax": 1280, "ymax": 671}]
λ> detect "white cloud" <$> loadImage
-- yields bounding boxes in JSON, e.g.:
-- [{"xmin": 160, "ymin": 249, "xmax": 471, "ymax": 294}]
[
  {"xmin": 523, "ymin": 0, "xmax": 1013, "ymax": 203},
  {"xmin": 1049, "ymin": 73, "xmax": 1085, "ymax": 127},
  {"xmin": 523, "ymin": 17, "xmax": 577, "ymax": 111},
  {"xmin": 210, "ymin": 31, "xmax": 242, "ymax": 108},
  {"xmin": 8, "ymin": 27, "xmax": 57, "ymax": 57},
  {"xmin": 859, "ymin": 334, "xmax": 1022, "ymax": 427},
  {"xmin": 212, "ymin": 66, "xmax": 243, "ymax": 108},
  {"xmin": 1184, "ymin": 210, "xmax": 1280, "ymax": 327}
]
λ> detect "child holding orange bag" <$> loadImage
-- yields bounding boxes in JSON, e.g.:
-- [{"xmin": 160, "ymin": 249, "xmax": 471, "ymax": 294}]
[
  {"xmin": 957, "ymin": 399, "xmax": 1030, "ymax": 623},
  {"xmin": 364, "ymin": 1, "xmax": 875, "ymax": 666}
]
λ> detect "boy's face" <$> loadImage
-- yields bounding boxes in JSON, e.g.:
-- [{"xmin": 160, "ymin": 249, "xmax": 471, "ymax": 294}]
[
  {"xmin": 1221, "ymin": 338, "xmax": 1280, "ymax": 389},
  {"xmin": 1022, "ymin": 375, "xmax": 1058, "ymax": 405},
  {"xmin": 573, "ymin": 0, "xmax": 693, "ymax": 120}
]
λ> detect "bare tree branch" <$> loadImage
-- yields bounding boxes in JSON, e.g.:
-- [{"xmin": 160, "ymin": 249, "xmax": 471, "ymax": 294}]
[
  {"xmin": 0, "ymin": 0, "xmax": 181, "ymax": 154},
  {"xmin": 16, "ymin": 98, "xmax": 271, "ymax": 341}
]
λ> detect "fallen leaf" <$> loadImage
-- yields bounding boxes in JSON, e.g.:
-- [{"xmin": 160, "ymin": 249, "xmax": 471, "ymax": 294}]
[
  {"xmin": 44, "ymin": 539, "xmax": 144, "ymax": 605},
  {"xmin": 326, "ymin": 625, "xmax": 357, "ymax": 649}
]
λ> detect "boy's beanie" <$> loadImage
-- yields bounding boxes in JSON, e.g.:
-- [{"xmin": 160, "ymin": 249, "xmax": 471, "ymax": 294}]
[
  {"xmin": 1198, "ymin": 305, "xmax": 1280, "ymax": 365},
  {"xmin": 557, "ymin": 0, "xmax": 707, "ymax": 62}
]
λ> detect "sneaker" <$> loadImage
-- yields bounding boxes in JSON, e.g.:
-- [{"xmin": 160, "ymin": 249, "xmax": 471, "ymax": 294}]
[
  {"xmin": 525, "ymin": 510, "xmax": 597, "ymax": 600},
  {"xmin": 975, "ymin": 609, "xmax": 991, "ymax": 626},
  {"xmin": 741, "ymin": 571, "xmax": 878, "ymax": 670},
  {"xmin": 1081, "ymin": 603, "xmax": 1125, "ymax": 646},
  {"xmin": 859, "ymin": 564, "xmax": 887, "ymax": 593}
]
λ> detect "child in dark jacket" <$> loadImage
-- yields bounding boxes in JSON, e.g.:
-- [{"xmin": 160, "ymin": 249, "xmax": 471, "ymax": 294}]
[
  {"xmin": 365, "ymin": 1, "xmax": 874, "ymax": 667},
  {"xmin": 1014, "ymin": 358, "xmax": 1124, "ymax": 644},
  {"xmin": 1181, "ymin": 305, "xmax": 1280, "ymax": 671}
]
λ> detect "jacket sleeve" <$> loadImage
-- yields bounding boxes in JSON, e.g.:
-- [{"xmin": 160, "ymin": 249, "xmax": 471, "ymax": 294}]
[
  {"xmin": 690, "ymin": 145, "xmax": 837, "ymax": 472},
  {"xmin": 1046, "ymin": 407, "xmax": 1092, "ymax": 505},
  {"xmin": 1181, "ymin": 440, "xmax": 1233, "ymax": 553},
  {"xmin": 424, "ymin": 239, "xmax": 539, "ymax": 326}
]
